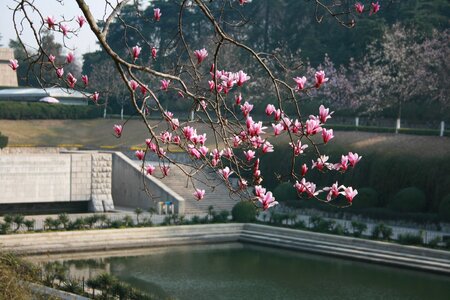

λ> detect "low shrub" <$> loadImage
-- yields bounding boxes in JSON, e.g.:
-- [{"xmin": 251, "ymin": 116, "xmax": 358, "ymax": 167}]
[
  {"xmin": 310, "ymin": 215, "xmax": 335, "ymax": 233},
  {"xmin": 0, "ymin": 133, "xmax": 8, "ymax": 149},
  {"xmin": 439, "ymin": 194, "xmax": 450, "ymax": 222},
  {"xmin": 232, "ymin": 201, "xmax": 257, "ymax": 223},
  {"xmin": 351, "ymin": 221, "xmax": 368, "ymax": 237},
  {"xmin": 427, "ymin": 236, "xmax": 441, "ymax": 248},
  {"xmin": 371, "ymin": 223, "xmax": 393, "ymax": 240},
  {"xmin": 397, "ymin": 233, "xmax": 423, "ymax": 246},
  {"xmin": 351, "ymin": 188, "xmax": 379, "ymax": 209},
  {"xmin": 389, "ymin": 187, "xmax": 426, "ymax": 213},
  {"xmin": 273, "ymin": 182, "xmax": 298, "ymax": 202},
  {"xmin": 0, "ymin": 101, "xmax": 102, "ymax": 119}
]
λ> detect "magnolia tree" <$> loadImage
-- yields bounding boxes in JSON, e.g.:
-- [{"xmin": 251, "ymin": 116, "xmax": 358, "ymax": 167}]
[{"xmin": 8, "ymin": 0, "xmax": 383, "ymax": 211}]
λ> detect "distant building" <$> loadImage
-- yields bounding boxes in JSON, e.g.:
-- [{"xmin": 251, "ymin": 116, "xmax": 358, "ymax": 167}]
[
  {"xmin": 0, "ymin": 48, "xmax": 19, "ymax": 87},
  {"xmin": 0, "ymin": 87, "xmax": 89, "ymax": 105}
]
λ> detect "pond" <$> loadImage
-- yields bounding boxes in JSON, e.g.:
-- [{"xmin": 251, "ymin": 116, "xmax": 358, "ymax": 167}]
[{"xmin": 55, "ymin": 243, "xmax": 450, "ymax": 300}]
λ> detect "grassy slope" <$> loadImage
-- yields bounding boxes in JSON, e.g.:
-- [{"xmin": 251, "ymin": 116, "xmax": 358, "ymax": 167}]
[{"xmin": 1, "ymin": 119, "xmax": 449, "ymax": 157}]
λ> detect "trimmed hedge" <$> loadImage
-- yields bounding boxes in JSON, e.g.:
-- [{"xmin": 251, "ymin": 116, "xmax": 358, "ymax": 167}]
[
  {"xmin": 232, "ymin": 201, "xmax": 257, "ymax": 222},
  {"xmin": 273, "ymin": 182, "xmax": 298, "ymax": 201},
  {"xmin": 389, "ymin": 187, "xmax": 427, "ymax": 213},
  {"xmin": 0, "ymin": 133, "xmax": 7, "ymax": 148},
  {"xmin": 0, "ymin": 101, "xmax": 102, "ymax": 119}
]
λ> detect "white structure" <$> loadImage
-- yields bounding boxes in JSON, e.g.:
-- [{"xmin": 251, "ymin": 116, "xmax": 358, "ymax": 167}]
[
  {"xmin": 0, "ymin": 48, "xmax": 18, "ymax": 87},
  {"xmin": 0, "ymin": 87, "xmax": 89, "ymax": 105}
]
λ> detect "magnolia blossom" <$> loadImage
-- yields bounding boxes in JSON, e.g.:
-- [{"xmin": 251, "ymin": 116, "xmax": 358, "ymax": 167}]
[
  {"xmin": 274, "ymin": 109, "xmax": 282, "ymax": 121},
  {"xmin": 254, "ymin": 185, "xmax": 266, "ymax": 198},
  {"xmin": 235, "ymin": 93, "xmax": 242, "ymax": 105},
  {"xmin": 188, "ymin": 146, "xmax": 201, "ymax": 159},
  {"xmin": 305, "ymin": 118, "xmax": 322, "ymax": 135},
  {"xmin": 146, "ymin": 164, "xmax": 156, "ymax": 175},
  {"xmin": 199, "ymin": 146, "xmax": 209, "ymax": 157},
  {"xmin": 272, "ymin": 123, "xmax": 284, "ymax": 136},
  {"xmin": 314, "ymin": 70, "xmax": 329, "ymax": 88},
  {"xmin": 172, "ymin": 135, "xmax": 181, "ymax": 145},
  {"xmin": 262, "ymin": 141, "xmax": 274, "ymax": 153},
  {"xmin": 66, "ymin": 52, "xmax": 74, "ymax": 63},
  {"xmin": 46, "ymin": 16, "xmax": 56, "ymax": 29},
  {"xmin": 355, "ymin": 2, "xmax": 364, "ymax": 14},
  {"xmin": 60, "ymin": 24, "xmax": 69, "ymax": 36},
  {"xmin": 223, "ymin": 147, "xmax": 233, "ymax": 158},
  {"xmin": 48, "ymin": 54, "xmax": 56, "ymax": 62},
  {"xmin": 239, "ymin": 0, "xmax": 248, "ymax": 5},
  {"xmin": 8, "ymin": 59, "xmax": 18, "ymax": 71},
  {"xmin": 239, "ymin": 179, "xmax": 248, "ymax": 190},
  {"xmin": 132, "ymin": 45, "xmax": 141, "ymax": 61},
  {"xmin": 160, "ymin": 79, "xmax": 170, "ymax": 91},
  {"xmin": 290, "ymin": 140, "xmax": 308, "ymax": 156},
  {"xmin": 370, "ymin": 2, "xmax": 380, "ymax": 15},
  {"xmin": 258, "ymin": 191, "xmax": 278, "ymax": 211},
  {"xmin": 319, "ymin": 105, "xmax": 333, "ymax": 123},
  {"xmin": 129, "ymin": 79, "xmax": 139, "ymax": 91},
  {"xmin": 240, "ymin": 101, "xmax": 253, "ymax": 117},
  {"xmin": 219, "ymin": 167, "xmax": 233, "ymax": 180},
  {"xmin": 91, "ymin": 92, "xmax": 100, "ymax": 103},
  {"xmin": 293, "ymin": 76, "xmax": 307, "ymax": 91},
  {"xmin": 113, "ymin": 124, "xmax": 122, "ymax": 137},
  {"xmin": 151, "ymin": 47, "xmax": 157, "ymax": 59},
  {"xmin": 236, "ymin": 70, "xmax": 250, "ymax": 86},
  {"xmin": 56, "ymin": 67, "xmax": 64, "ymax": 78},
  {"xmin": 244, "ymin": 150, "xmax": 256, "ymax": 162},
  {"xmin": 294, "ymin": 179, "xmax": 319, "ymax": 198},
  {"xmin": 301, "ymin": 164, "xmax": 308, "ymax": 176},
  {"xmin": 135, "ymin": 150, "xmax": 145, "ymax": 161},
  {"xmin": 232, "ymin": 136, "xmax": 241, "ymax": 148},
  {"xmin": 194, "ymin": 48, "xmax": 208, "ymax": 64},
  {"xmin": 66, "ymin": 73, "xmax": 77, "ymax": 88},
  {"xmin": 323, "ymin": 182, "xmax": 343, "ymax": 202},
  {"xmin": 348, "ymin": 152, "xmax": 362, "ymax": 167},
  {"xmin": 342, "ymin": 187, "xmax": 358, "ymax": 202},
  {"xmin": 312, "ymin": 155, "xmax": 330, "ymax": 171},
  {"xmin": 193, "ymin": 189, "xmax": 206, "ymax": 201},
  {"xmin": 334, "ymin": 155, "xmax": 349, "ymax": 172},
  {"xmin": 161, "ymin": 165, "xmax": 170, "ymax": 177},
  {"xmin": 76, "ymin": 15, "xmax": 86, "ymax": 27},
  {"xmin": 154, "ymin": 8, "xmax": 162, "ymax": 21},
  {"xmin": 81, "ymin": 75, "xmax": 89, "ymax": 86},
  {"xmin": 322, "ymin": 128, "xmax": 334, "ymax": 144},
  {"xmin": 140, "ymin": 84, "xmax": 148, "ymax": 95},
  {"xmin": 265, "ymin": 104, "xmax": 276, "ymax": 116}
]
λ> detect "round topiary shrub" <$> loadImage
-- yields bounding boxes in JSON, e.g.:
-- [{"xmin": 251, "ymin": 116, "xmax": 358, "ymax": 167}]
[
  {"xmin": 351, "ymin": 187, "xmax": 379, "ymax": 209},
  {"xmin": 273, "ymin": 182, "xmax": 298, "ymax": 202},
  {"xmin": 389, "ymin": 187, "xmax": 426, "ymax": 213},
  {"xmin": 439, "ymin": 194, "xmax": 450, "ymax": 222},
  {"xmin": 231, "ymin": 201, "xmax": 257, "ymax": 223}
]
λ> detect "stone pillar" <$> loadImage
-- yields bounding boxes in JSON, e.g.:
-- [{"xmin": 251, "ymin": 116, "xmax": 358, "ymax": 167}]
[
  {"xmin": 395, "ymin": 118, "xmax": 401, "ymax": 134},
  {"xmin": 89, "ymin": 153, "xmax": 114, "ymax": 212},
  {"xmin": 355, "ymin": 116, "xmax": 359, "ymax": 128},
  {"xmin": 440, "ymin": 121, "xmax": 445, "ymax": 137},
  {"xmin": 0, "ymin": 48, "xmax": 18, "ymax": 87}
]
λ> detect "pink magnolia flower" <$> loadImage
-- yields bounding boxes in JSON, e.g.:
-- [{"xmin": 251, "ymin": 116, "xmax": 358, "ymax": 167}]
[
  {"xmin": 274, "ymin": 109, "xmax": 282, "ymax": 121},
  {"xmin": 236, "ymin": 70, "xmax": 250, "ymax": 86},
  {"xmin": 160, "ymin": 131, "xmax": 172, "ymax": 144},
  {"xmin": 294, "ymin": 179, "xmax": 309, "ymax": 194},
  {"xmin": 56, "ymin": 67, "xmax": 64, "ymax": 78},
  {"xmin": 183, "ymin": 126, "xmax": 196, "ymax": 140},
  {"xmin": 161, "ymin": 165, "xmax": 170, "ymax": 177},
  {"xmin": 312, "ymin": 155, "xmax": 330, "ymax": 171},
  {"xmin": 188, "ymin": 145, "xmax": 201, "ymax": 159},
  {"xmin": 239, "ymin": 179, "xmax": 248, "ymax": 190},
  {"xmin": 91, "ymin": 92, "xmax": 100, "ymax": 103},
  {"xmin": 194, "ymin": 48, "xmax": 208, "ymax": 64},
  {"xmin": 46, "ymin": 16, "xmax": 56, "ymax": 30},
  {"xmin": 259, "ymin": 191, "xmax": 278, "ymax": 210},
  {"xmin": 265, "ymin": 104, "xmax": 276, "ymax": 116},
  {"xmin": 262, "ymin": 141, "xmax": 274, "ymax": 153},
  {"xmin": 151, "ymin": 47, "xmax": 157, "ymax": 60},
  {"xmin": 240, "ymin": 101, "xmax": 253, "ymax": 117},
  {"xmin": 199, "ymin": 146, "xmax": 209, "ymax": 157},
  {"xmin": 172, "ymin": 135, "xmax": 181, "ymax": 145},
  {"xmin": 232, "ymin": 136, "xmax": 241, "ymax": 148},
  {"xmin": 140, "ymin": 84, "xmax": 148, "ymax": 95},
  {"xmin": 193, "ymin": 189, "xmax": 206, "ymax": 201},
  {"xmin": 48, "ymin": 54, "xmax": 56, "ymax": 62},
  {"xmin": 342, "ymin": 187, "xmax": 358, "ymax": 203},
  {"xmin": 223, "ymin": 147, "xmax": 233, "ymax": 158},
  {"xmin": 305, "ymin": 118, "xmax": 322, "ymax": 135},
  {"xmin": 66, "ymin": 73, "xmax": 77, "ymax": 88},
  {"xmin": 208, "ymin": 81, "xmax": 215, "ymax": 92},
  {"xmin": 66, "ymin": 52, "xmax": 75, "ymax": 64},
  {"xmin": 301, "ymin": 163, "xmax": 308, "ymax": 176},
  {"xmin": 235, "ymin": 93, "xmax": 242, "ymax": 105},
  {"xmin": 60, "ymin": 24, "xmax": 69, "ymax": 36},
  {"xmin": 293, "ymin": 76, "xmax": 307, "ymax": 91},
  {"xmin": 323, "ymin": 182, "xmax": 343, "ymax": 201},
  {"xmin": 347, "ymin": 152, "xmax": 362, "ymax": 167},
  {"xmin": 129, "ymin": 80, "xmax": 139, "ymax": 91},
  {"xmin": 135, "ymin": 150, "xmax": 145, "ymax": 161},
  {"xmin": 170, "ymin": 118, "xmax": 180, "ymax": 130},
  {"xmin": 334, "ymin": 155, "xmax": 349, "ymax": 172},
  {"xmin": 113, "ymin": 124, "xmax": 122, "ymax": 137},
  {"xmin": 132, "ymin": 45, "xmax": 141, "ymax": 61},
  {"xmin": 322, "ymin": 128, "xmax": 334, "ymax": 144},
  {"xmin": 244, "ymin": 150, "xmax": 256, "ymax": 162},
  {"xmin": 211, "ymin": 149, "xmax": 223, "ymax": 160},
  {"xmin": 239, "ymin": 0, "xmax": 249, "ymax": 5},
  {"xmin": 319, "ymin": 105, "xmax": 334, "ymax": 123},
  {"xmin": 81, "ymin": 75, "xmax": 89, "ymax": 86},
  {"xmin": 314, "ymin": 70, "xmax": 329, "ymax": 88},
  {"xmin": 248, "ymin": 120, "xmax": 266, "ymax": 137},
  {"xmin": 77, "ymin": 15, "xmax": 86, "ymax": 27},
  {"xmin": 8, "ymin": 59, "xmax": 19, "ymax": 71},
  {"xmin": 160, "ymin": 79, "xmax": 170, "ymax": 91},
  {"xmin": 146, "ymin": 164, "xmax": 156, "ymax": 175},
  {"xmin": 154, "ymin": 8, "xmax": 162, "ymax": 21},
  {"xmin": 157, "ymin": 147, "xmax": 167, "ymax": 158},
  {"xmin": 370, "ymin": 2, "xmax": 380, "ymax": 15},
  {"xmin": 219, "ymin": 167, "xmax": 233, "ymax": 180},
  {"xmin": 355, "ymin": 2, "xmax": 364, "ymax": 14},
  {"xmin": 254, "ymin": 185, "xmax": 266, "ymax": 198},
  {"xmin": 289, "ymin": 140, "xmax": 308, "ymax": 156},
  {"xmin": 291, "ymin": 119, "xmax": 301, "ymax": 134},
  {"xmin": 272, "ymin": 123, "xmax": 284, "ymax": 136}
]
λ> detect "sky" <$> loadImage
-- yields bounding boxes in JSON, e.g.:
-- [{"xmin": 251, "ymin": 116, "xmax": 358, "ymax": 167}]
[{"xmin": 0, "ymin": 0, "xmax": 114, "ymax": 58}]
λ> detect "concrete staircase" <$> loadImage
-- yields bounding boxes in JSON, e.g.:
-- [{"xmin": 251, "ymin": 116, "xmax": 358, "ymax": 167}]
[{"xmin": 137, "ymin": 161, "xmax": 240, "ymax": 215}]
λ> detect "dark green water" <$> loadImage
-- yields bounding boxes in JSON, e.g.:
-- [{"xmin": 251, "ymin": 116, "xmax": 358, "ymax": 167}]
[{"xmin": 64, "ymin": 243, "xmax": 450, "ymax": 300}]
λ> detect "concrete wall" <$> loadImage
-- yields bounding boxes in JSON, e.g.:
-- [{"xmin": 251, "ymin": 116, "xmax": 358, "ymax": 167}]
[
  {"xmin": 0, "ymin": 48, "xmax": 18, "ymax": 87},
  {"xmin": 112, "ymin": 152, "xmax": 185, "ymax": 213},
  {"xmin": 0, "ymin": 151, "xmax": 113, "ymax": 211}
]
